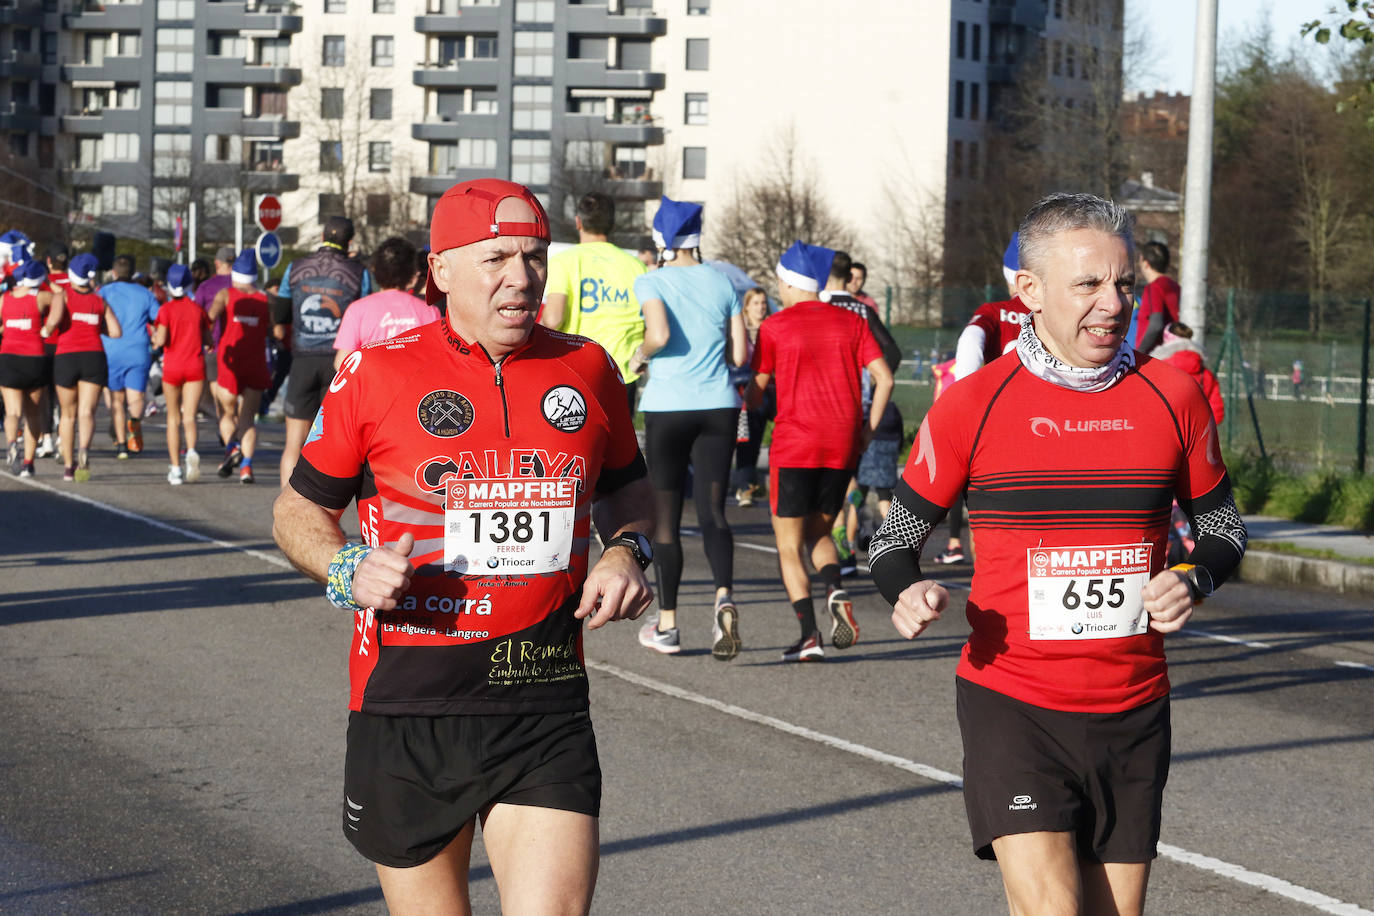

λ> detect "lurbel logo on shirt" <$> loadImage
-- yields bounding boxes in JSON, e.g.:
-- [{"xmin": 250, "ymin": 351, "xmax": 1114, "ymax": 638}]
[
  {"xmin": 1030, "ymin": 417, "xmax": 1136, "ymax": 437},
  {"xmin": 542, "ymin": 385, "xmax": 586, "ymax": 432}
]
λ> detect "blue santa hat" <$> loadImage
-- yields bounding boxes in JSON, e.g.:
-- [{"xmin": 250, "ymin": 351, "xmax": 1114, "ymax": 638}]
[
  {"xmin": 1, "ymin": 230, "xmax": 33, "ymax": 266},
  {"xmin": 775, "ymin": 240, "xmax": 835, "ymax": 294},
  {"xmin": 231, "ymin": 249, "xmax": 257, "ymax": 285},
  {"xmin": 1002, "ymin": 232, "xmax": 1020, "ymax": 288},
  {"xmin": 68, "ymin": 253, "xmax": 99, "ymax": 287},
  {"xmin": 16, "ymin": 258, "xmax": 47, "ymax": 287},
  {"xmin": 651, "ymin": 197, "xmax": 703, "ymax": 258},
  {"xmin": 166, "ymin": 263, "xmax": 192, "ymax": 297}
]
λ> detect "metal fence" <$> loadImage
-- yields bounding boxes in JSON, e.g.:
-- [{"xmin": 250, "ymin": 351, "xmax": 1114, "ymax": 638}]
[{"xmin": 884, "ymin": 286, "xmax": 1374, "ymax": 474}]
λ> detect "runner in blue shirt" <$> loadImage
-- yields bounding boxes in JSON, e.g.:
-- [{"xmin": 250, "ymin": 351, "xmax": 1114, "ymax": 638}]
[{"xmin": 100, "ymin": 254, "xmax": 160, "ymax": 458}]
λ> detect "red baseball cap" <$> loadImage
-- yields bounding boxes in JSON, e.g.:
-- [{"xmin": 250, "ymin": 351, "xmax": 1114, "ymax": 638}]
[{"xmin": 426, "ymin": 178, "xmax": 551, "ymax": 305}]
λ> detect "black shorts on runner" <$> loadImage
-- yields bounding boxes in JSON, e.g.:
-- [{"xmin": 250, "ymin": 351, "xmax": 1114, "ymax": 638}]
[
  {"xmin": 53, "ymin": 350, "xmax": 108, "ymax": 389},
  {"xmin": 0, "ymin": 353, "xmax": 51, "ymax": 390},
  {"xmin": 284, "ymin": 352, "xmax": 337, "ymax": 420},
  {"xmin": 956, "ymin": 677, "xmax": 1170, "ymax": 864},
  {"xmin": 342, "ymin": 709, "xmax": 602, "ymax": 868},
  {"xmin": 770, "ymin": 466, "xmax": 852, "ymax": 518}
]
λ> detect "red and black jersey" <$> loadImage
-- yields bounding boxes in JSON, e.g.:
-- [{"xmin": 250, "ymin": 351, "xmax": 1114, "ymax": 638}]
[
  {"xmin": 966, "ymin": 296, "xmax": 1032, "ymax": 365},
  {"xmin": 1136, "ymin": 276, "xmax": 1180, "ymax": 349},
  {"xmin": 882, "ymin": 352, "xmax": 1231, "ymax": 713},
  {"xmin": 292, "ymin": 317, "xmax": 644, "ymax": 717},
  {"xmin": 55, "ymin": 288, "xmax": 106, "ymax": 355}
]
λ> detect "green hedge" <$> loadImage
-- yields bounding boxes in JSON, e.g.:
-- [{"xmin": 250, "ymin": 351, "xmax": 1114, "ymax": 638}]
[{"xmin": 1226, "ymin": 451, "xmax": 1374, "ymax": 530}]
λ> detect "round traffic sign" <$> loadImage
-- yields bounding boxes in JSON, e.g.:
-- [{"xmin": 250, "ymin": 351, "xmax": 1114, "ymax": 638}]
[
  {"xmin": 256, "ymin": 231, "xmax": 282, "ymax": 270},
  {"xmin": 256, "ymin": 195, "xmax": 282, "ymax": 232}
]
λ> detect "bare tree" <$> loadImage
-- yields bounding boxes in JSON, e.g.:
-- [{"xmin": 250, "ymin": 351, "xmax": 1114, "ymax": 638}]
[{"xmin": 711, "ymin": 124, "xmax": 857, "ymax": 285}]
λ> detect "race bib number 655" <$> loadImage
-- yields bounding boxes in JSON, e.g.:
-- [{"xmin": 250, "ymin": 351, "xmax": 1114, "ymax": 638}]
[
  {"xmin": 445, "ymin": 477, "xmax": 576, "ymax": 575},
  {"xmin": 1026, "ymin": 543, "xmax": 1152, "ymax": 640}
]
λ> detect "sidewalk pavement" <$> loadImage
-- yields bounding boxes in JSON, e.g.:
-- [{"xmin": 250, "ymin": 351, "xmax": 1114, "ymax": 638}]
[{"xmin": 1239, "ymin": 515, "xmax": 1374, "ymax": 596}]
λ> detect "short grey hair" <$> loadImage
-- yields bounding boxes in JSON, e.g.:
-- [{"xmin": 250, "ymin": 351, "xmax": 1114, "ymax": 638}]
[{"xmin": 1017, "ymin": 193, "xmax": 1134, "ymax": 276}]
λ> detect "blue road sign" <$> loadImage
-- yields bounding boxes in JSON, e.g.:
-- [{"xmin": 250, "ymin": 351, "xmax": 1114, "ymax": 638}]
[{"xmin": 256, "ymin": 231, "xmax": 282, "ymax": 270}]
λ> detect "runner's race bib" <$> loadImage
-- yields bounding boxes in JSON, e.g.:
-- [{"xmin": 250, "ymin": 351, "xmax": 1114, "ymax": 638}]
[
  {"xmin": 445, "ymin": 477, "xmax": 576, "ymax": 575},
  {"xmin": 1026, "ymin": 543, "xmax": 1151, "ymax": 640}
]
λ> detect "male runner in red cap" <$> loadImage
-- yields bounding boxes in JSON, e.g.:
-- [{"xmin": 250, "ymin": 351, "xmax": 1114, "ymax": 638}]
[{"xmin": 273, "ymin": 179, "xmax": 655, "ymax": 914}]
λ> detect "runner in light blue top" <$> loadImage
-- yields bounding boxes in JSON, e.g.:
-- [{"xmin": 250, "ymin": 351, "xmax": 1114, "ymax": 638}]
[
  {"xmin": 99, "ymin": 253, "xmax": 161, "ymax": 457},
  {"xmin": 631, "ymin": 197, "xmax": 748, "ymax": 663}
]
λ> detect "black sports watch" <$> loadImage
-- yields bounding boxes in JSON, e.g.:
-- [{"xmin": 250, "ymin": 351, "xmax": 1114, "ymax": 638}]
[
  {"xmin": 605, "ymin": 531, "xmax": 653, "ymax": 570},
  {"xmin": 1172, "ymin": 563, "xmax": 1214, "ymax": 602}
]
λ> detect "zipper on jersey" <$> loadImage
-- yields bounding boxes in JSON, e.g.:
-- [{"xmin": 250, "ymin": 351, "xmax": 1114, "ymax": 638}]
[{"xmin": 493, "ymin": 358, "xmax": 511, "ymax": 437}]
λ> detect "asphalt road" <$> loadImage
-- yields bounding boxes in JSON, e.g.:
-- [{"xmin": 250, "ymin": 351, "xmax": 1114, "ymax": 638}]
[{"xmin": 1, "ymin": 422, "xmax": 1372, "ymax": 915}]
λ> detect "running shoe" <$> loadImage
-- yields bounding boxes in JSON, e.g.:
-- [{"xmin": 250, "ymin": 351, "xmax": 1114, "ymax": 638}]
[
  {"xmin": 828, "ymin": 589, "xmax": 859, "ymax": 649},
  {"xmin": 240, "ymin": 464, "xmax": 255, "ymax": 484},
  {"xmin": 781, "ymin": 630, "xmax": 824, "ymax": 663},
  {"xmin": 34, "ymin": 435, "xmax": 54, "ymax": 458},
  {"xmin": 127, "ymin": 419, "xmax": 143, "ymax": 453},
  {"xmin": 184, "ymin": 448, "xmax": 201, "ymax": 483},
  {"xmin": 6, "ymin": 440, "xmax": 19, "ymax": 474},
  {"xmin": 711, "ymin": 600, "xmax": 741, "ymax": 661},
  {"xmin": 167, "ymin": 465, "xmax": 184, "ymax": 486},
  {"xmin": 637, "ymin": 619, "xmax": 681, "ymax": 655},
  {"xmin": 217, "ymin": 445, "xmax": 243, "ymax": 478},
  {"xmin": 116, "ymin": 445, "xmax": 129, "ymax": 460},
  {"xmin": 63, "ymin": 465, "xmax": 75, "ymax": 482},
  {"xmin": 735, "ymin": 486, "xmax": 754, "ymax": 508},
  {"xmin": 75, "ymin": 450, "xmax": 90, "ymax": 482},
  {"xmin": 18, "ymin": 461, "xmax": 34, "ymax": 478},
  {"xmin": 934, "ymin": 546, "xmax": 966, "ymax": 565}
]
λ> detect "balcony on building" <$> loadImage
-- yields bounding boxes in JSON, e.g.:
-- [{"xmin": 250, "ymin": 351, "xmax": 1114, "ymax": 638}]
[
  {"xmin": 565, "ymin": 5, "xmax": 666, "ymax": 35},
  {"xmin": 562, "ymin": 59, "xmax": 664, "ymax": 91},
  {"xmin": 413, "ymin": 0, "xmax": 501, "ymax": 34},
  {"xmin": 0, "ymin": 101, "xmax": 40, "ymax": 132},
  {"xmin": 62, "ymin": 55, "xmax": 140, "ymax": 83},
  {"xmin": 412, "ymin": 112, "xmax": 498, "ymax": 142},
  {"xmin": 68, "ymin": 161, "xmax": 141, "ymax": 185},
  {"xmin": 203, "ymin": 58, "xmax": 302, "ymax": 86},
  {"xmin": 63, "ymin": 0, "xmax": 143, "ymax": 31},
  {"xmin": 563, "ymin": 112, "xmax": 662, "ymax": 145},
  {"xmin": 203, "ymin": 0, "xmax": 303, "ymax": 33},
  {"xmin": 411, "ymin": 170, "xmax": 494, "ymax": 195},
  {"xmin": 413, "ymin": 59, "xmax": 501, "ymax": 88},
  {"xmin": 59, "ymin": 107, "xmax": 139, "ymax": 134},
  {"xmin": 0, "ymin": 0, "xmax": 43, "ymax": 26},
  {"xmin": 988, "ymin": 3, "xmax": 1046, "ymax": 31},
  {"xmin": 0, "ymin": 49, "xmax": 43, "ymax": 81}
]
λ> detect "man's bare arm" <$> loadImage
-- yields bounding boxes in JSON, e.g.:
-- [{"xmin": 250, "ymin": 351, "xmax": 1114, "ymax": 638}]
[
  {"xmin": 272, "ymin": 485, "xmax": 347, "ymax": 583},
  {"xmin": 540, "ymin": 292, "xmax": 567, "ymax": 329}
]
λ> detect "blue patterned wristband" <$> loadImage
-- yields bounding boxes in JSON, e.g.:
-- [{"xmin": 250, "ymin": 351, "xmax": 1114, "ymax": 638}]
[{"xmin": 326, "ymin": 541, "xmax": 373, "ymax": 611}]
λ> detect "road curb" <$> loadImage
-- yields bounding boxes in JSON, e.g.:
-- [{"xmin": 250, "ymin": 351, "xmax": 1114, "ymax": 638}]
[{"xmin": 1236, "ymin": 548, "xmax": 1374, "ymax": 596}]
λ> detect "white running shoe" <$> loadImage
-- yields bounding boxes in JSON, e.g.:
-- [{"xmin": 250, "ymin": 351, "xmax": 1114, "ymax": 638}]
[
  {"xmin": 167, "ymin": 465, "xmax": 184, "ymax": 486},
  {"xmin": 184, "ymin": 449, "xmax": 201, "ymax": 483},
  {"xmin": 34, "ymin": 435, "xmax": 54, "ymax": 458}
]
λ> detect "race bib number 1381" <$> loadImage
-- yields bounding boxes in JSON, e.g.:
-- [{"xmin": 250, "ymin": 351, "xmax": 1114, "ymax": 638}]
[{"xmin": 444, "ymin": 477, "xmax": 577, "ymax": 575}]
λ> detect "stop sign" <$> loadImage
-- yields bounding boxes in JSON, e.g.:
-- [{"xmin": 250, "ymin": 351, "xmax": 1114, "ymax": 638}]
[{"xmin": 256, "ymin": 195, "xmax": 282, "ymax": 232}]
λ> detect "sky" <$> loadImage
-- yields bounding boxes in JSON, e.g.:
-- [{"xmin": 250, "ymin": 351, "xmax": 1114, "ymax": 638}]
[{"xmin": 1128, "ymin": 0, "xmax": 1329, "ymax": 94}]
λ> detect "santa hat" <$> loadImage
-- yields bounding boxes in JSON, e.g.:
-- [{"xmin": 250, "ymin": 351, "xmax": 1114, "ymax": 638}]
[
  {"xmin": 15, "ymin": 259, "xmax": 46, "ymax": 287},
  {"xmin": 231, "ymin": 249, "xmax": 257, "ymax": 285},
  {"xmin": 651, "ymin": 197, "xmax": 702, "ymax": 260},
  {"xmin": 1002, "ymin": 232, "xmax": 1020, "ymax": 288},
  {"xmin": 166, "ymin": 263, "xmax": 192, "ymax": 297},
  {"xmin": 68, "ymin": 253, "xmax": 99, "ymax": 287},
  {"xmin": 775, "ymin": 240, "xmax": 834, "ymax": 294}
]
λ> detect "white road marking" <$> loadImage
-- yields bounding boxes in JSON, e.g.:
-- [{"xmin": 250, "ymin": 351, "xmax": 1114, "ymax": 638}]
[
  {"xmin": 1335, "ymin": 660, "xmax": 1374, "ymax": 673},
  {"xmin": 12, "ymin": 478, "xmax": 1373, "ymax": 914},
  {"xmin": 1179, "ymin": 628, "xmax": 1272, "ymax": 649},
  {"xmin": 586, "ymin": 661, "xmax": 1374, "ymax": 916}
]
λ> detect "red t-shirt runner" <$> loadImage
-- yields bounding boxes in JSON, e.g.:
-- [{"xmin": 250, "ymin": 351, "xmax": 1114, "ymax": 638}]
[
  {"xmin": 965, "ymin": 296, "xmax": 1032, "ymax": 365},
  {"xmin": 1136, "ymin": 275, "xmax": 1180, "ymax": 349},
  {"xmin": 0, "ymin": 292, "xmax": 45, "ymax": 356},
  {"xmin": 216, "ymin": 287, "xmax": 270, "ymax": 393},
  {"xmin": 157, "ymin": 296, "xmax": 210, "ymax": 383},
  {"xmin": 55, "ymin": 288, "xmax": 106, "ymax": 355}
]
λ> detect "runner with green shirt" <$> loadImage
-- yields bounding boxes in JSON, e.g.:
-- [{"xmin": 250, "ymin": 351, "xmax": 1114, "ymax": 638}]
[{"xmin": 539, "ymin": 192, "xmax": 647, "ymax": 415}]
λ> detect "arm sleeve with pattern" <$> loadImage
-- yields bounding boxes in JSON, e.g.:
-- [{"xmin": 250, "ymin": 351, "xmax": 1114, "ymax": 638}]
[{"xmin": 869, "ymin": 480, "xmax": 945, "ymax": 605}]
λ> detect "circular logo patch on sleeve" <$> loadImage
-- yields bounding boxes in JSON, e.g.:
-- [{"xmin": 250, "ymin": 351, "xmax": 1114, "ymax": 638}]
[
  {"xmin": 417, "ymin": 390, "xmax": 475, "ymax": 437},
  {"xmin": 542, "ymin": 385, "xmax": 587, "ymax": 432}
]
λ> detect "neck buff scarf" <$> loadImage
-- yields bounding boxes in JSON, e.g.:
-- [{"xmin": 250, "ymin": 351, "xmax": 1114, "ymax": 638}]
[{"xmin": 1015, "ymin": 313, "xmax": 1134, "ymax": 393}]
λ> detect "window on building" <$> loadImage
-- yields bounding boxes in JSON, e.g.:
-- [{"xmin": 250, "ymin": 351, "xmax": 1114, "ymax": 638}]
[
  {"xmin": 250, "ymin": 140, "xmax": 284, "ymax": 169},
  {"xmin": 209, "ymin": 32, "xmax": 245, "ymax": 57},
  {"xmin": 13, "ymin": 28, "xmax": 30, "ymax": 53},
  {"xmin": 322, "ymin": 35, "xmax": 346, "ymax": 67},
  {"xmin": 613, "ymin": 144, "xmax": 645, "ymax": 179},
  {"xmin": 512, "ymin": 84, "xmax": 552, "ymax": 130},
  {"xmin": 514, "ymin": 0, "xmax": 553, "ymax": 20},
  {"xmin": 258, "ymin": 88, "xmax": 287, "ymax": 116},
  {"xmin": 682, "ymin": 147, "xmax": 706, "ymax": 180},
  {"xmin": 321, "ymin": 140, "xmax": 343, "ymax": 172},
  {"xmin": 952, "ymin": 139, "xmax": 963, "ymax": 178},
  {"xmin": 569, "ymin": 35, "xmax": 608, "ymax": 60},
  {"xmin": 972, "ymin": 23, "xmax": 982, "ymax": 61},
  {"xmin": 84, "ymin": 33, "xmax": 108, "ymax": 65},
  {"xmin": 471, "ymin": 88, "xmax": 498, "ymax": 113},
  {"xmin": 103, "ymin": 185, "xmax": 138, "ymax": 214},
  {"xmin": 117, "ymin": 32, "xmax": 140, "ymax": 55},
  {"xmin": 438, "ymin": 36, "xmax": 464, "ymax": 65},
  {"xmin": 431, "ymin": 138, "xmax": 497, "ymax": 172},
  {"xmin": 1054, "ymin": 0, "xmax": 1062, "ymax": 17},
  {"xmin": 373, "ymin": 0, "xmax": 394, "ymax": 10},
  {"xmin": 41, "ymin": 31, "xmax": 58, "ymax": 65},
  {"xmin": 103, "ymin": 132, "xmax": 139, "ymax": 161},
  {"xmin": 81, "ymin": 88, "xmax": 107, "ymax": 114},
  {"xmin": 324, "ymin": 0, "xmax": 345, "ymax": 11},
  {"xmin": 969, "ymin": 141, "xmax": 980, "ymax": 179},
  {"xmin": 568, "ymin": 96, "xmax": 603, "ymax": 116},
  {"xmin": 155, "ymin": 28, "xmax": 193, "ymax": 71},
  {"xmin": 511, "ymin": 138, "xmax": 551, "ymax": 185},
  {"xmin": 369, "ymin": 141, "xmax": 391, "ymax": 172},
  {"xmin": 321, "ymin": 88, "xmax": 344, "ymax": 119},
  {"xmin": 7, "ymin": 133, "xmax": 27, "ymax": 158},
  {"xmin": 563, "ymin": 139, "xmax": 602, "ymax": 170},
  {"xmin": 367, "ymin": 193, "xmax": 390, "ymax": 226},
  {"xmin": 156, "ymin": 0, "xmax": 193, "ymax": 18},
  {"xmin": 370, "ymin": 88, "xmax": 392, "ymax": 120},
  {"xmin": 687, "ymin": 0, "xmax": 709, "ymax": 13},
  {"xmin": 435, "ymin": 89, "xmax": 464, "ymax": 119},
  {"xmin": 154, "ymin": 81, "xmax": 191, "ymax": 124},
  {"xmin": 372, "ymin": 35, "xmax": 394, "ymax": 66},
  {"xmin": 1052, "ymin": 40, "xmax": 1062, "ymax": 76},
  {"xmin": 319, "ymin": 194, "xmax": 346, "ymax": 220},
  {"xmin": 204, "ymin": 187, "xmax": 238, "ymax": 218},
  {"xmin": 153, "ymin": 133, "xmax": 191, "ymax": 177},
  {"xmin": 116, "ymin": 84, "xmax": 139, "ymax": 108},
  {"xmin": 259, "ymin": 37, "xmax": 290, "ymax": 66},
  {"xmin": 1066, "ymin": 44, "xmax": 1075, "ymax": 78},
  {"xmin": 685, "ymin": 37, "xmax": 708, "ymax": 70},
  {"xmin": 38, "ymin": 83, "xmax": 54, "ymax": 116},
  {"xmin": 473, "ymin": 35, "xmax": 498, "ymax": 58},
  {"xmin": 77, "ymin": 189, "xmax": 102, "ymax": 216},
  {"xmin": 618, "ymin": 39, "xmax": 651, "ymax": 69},
  {"xmin": 77, "ymin": 137, "xmax": 101, "ymax": 169},
  {"xmin": 956, "ymin": 21, "xmax": 965, "ymax": 59},
  {"xmin": 970, "ymin": 82, "xmax": 980, "ymax": 121},
  {"xmin": 953, "ymin": 80, "xmax": 964, "ymax": 119},
  {"xmin": 514, "ymin": 31, "xmax": 552, "ymax": 76},
  {"xmin": 203, "ymin": 134, "xmax": 242, "ymax": 163},
  {"xmin": 684, "ymin": 92, "xmax": 707, "ymax": 125}
]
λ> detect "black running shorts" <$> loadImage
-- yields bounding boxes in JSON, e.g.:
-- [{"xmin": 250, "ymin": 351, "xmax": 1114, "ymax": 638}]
[
  {"xmin": 53, "ymin": 350, "xmax": 107, "ymax": 389},
  {"xmin": 342, "ymin": 710, "xmax": 602, "ymax": 868},
  {"xmin": 770, "ymin": 466, "xmax": 852, "ymax": 518},
  {"xmin": 284, "ymin": 353, "xmax": 338, "ymax": 420},
  {"xmin": 0, "ymin": 353, "xmax": 50, "ymax": 390},
  {"xmin": 956, "ymin": 677, "xmax": 1170, "ymax": 863}
]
